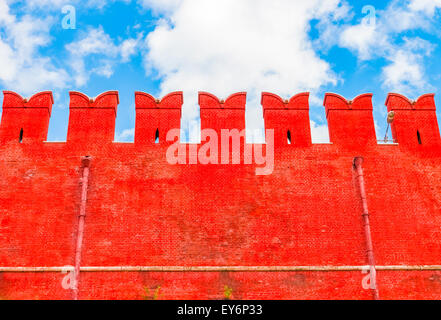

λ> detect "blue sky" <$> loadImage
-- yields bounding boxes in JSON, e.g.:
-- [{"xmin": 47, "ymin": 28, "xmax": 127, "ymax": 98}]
[{"xmin": 1, "ymin": 0, "xmax": 441, "ymax": 143}]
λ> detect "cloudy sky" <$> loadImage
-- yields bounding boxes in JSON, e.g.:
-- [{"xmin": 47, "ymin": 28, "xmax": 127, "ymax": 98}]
[{"xmin": 1, "ymin": 0, "xmax": 441, "ymax": 142}]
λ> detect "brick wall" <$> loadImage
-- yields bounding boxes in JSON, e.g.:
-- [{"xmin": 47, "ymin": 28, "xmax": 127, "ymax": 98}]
[{"xmin": 0, "ymin": 90, "xmax": 440, "ymax": 300}]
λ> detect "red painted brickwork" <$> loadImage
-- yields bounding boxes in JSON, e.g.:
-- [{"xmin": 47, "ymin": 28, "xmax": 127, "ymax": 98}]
[
  {"xmin": 262, "ymin": 92, "xmax": 311, "ymax": 147},
  {"xmin": 135, "ymin": 92, "xmax": 183, "ymax": 145},
  {"xmin": 0, "ymin": 90, "xmax": 440, "ymax": 300}
]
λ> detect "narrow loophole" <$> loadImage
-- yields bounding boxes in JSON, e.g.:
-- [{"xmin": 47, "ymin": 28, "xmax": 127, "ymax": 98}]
[
  {"xmin": 19, "ymin": 128, "xmax": 23, "ymax": 143},
  {"xmin": 287, "ymin": 130, "xmax": 292, "ymax": 145},
  {"xmin": 155, "ymin": 129, "xmax": 160, "ymax": 144},
  {"xmin": 417, "ymin": 130, "xmax": 422, "ymax": 145}
]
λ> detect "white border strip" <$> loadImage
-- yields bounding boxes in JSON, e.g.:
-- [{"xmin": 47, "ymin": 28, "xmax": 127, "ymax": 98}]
[{"xmin": 1, "ymin": 265, "xmax": 441, "ymax": 273}]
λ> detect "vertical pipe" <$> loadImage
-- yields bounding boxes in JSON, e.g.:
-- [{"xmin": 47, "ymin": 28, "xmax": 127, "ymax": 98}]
[
  {"xmin": 353, "ymin": 157, "xmax": 380, "ymax": 300},
  {"xmin": 73, "ymin": 156, "xmax": 91, "ymax": 300}
]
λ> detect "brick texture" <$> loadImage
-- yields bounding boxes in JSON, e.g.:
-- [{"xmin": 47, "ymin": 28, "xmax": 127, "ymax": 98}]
[{"xmin": 0, "ymin": 90, "xmax": 440, "ymax": 300}]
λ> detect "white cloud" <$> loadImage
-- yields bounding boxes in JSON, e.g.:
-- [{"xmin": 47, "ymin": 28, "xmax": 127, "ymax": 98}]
[
  {"xmin": 0, "ymin": 0, "xmax": 68, "ymax": 95},
  {"xmin": 66, "ymin": 26, "xmax": 141, "ymax": 86},
  {"xmin": 116, "ymin": 128, "xmax": 135, "ymax": 142},
  {"xmin": 121, "ymin": 36, "xmax": 142, "ymax": 62},
  {"xmin": 0, "ymin": 0, "xmax": 148, "ymax": 98},
  {"xmin": 0, "ymin": 1, "xmax": 141, "ymax": 94},
  {"xmin": 337, "ymin": 0, "xmax": 439, "ymax": 94},
  {"xmin": 0, "ymin": 0, "xmax": 14, "ymax": 24},
  {"xmin": 22, "ymin": 0, "xmax": 131, "ymax": 10},
  {"xmin": 138, "ymin": 0, "xmax": 183, "ymax": 13},
  {"xmin": 68, "ymin": 27, "xmax": 120, "ymax": 57},
  {"xmin": 138, "ymin": 0, "xmax": 184, "ymax": 13},
  {"xmin": 143, "ymin": 0, "xmax": 348, "ymax": 142},
  {"xmin": 382, "ymin": 50, "xmax": 426, "ymax": 93},
  {"xmin": 310, "ymin": 121, "xmax": 330, "ymax": 143},
  {"xmin": 339, "ymin": 24, "xmax": 384, "ymax": 60},
  {"xmin": 0, "ymin": 40, "xmax": 17, "ymax": 82},
  {"xmin": 146, "ymin": 0, "xmax": 342, "ymax": 96},
  {"xmin": 409, "ymin": 0, "xmax": 441, "ymax": 15}
]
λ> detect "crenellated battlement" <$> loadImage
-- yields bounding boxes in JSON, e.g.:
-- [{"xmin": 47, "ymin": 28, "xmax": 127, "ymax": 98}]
[
  {"xmin": 1, "ymin": 91, "xmax": 441, "ymax": 300},
  {"xmin": 262, "ymin": 92, "xmax": 311, "ymax": 147},
  {"xmin": 386, "ymin": 93, "xmax": 436, "ymax": 110},
  {"xmin": 323, "ymin": 93, "xmax": 373, "ymax": 115},
  {"xmin": 0, "ymin": 91, "xmax": 54, "ymax": 143},
  {"xmin": 386, "ymin": 93, "xmax": 441, "ymax": 150},
  {"xmin": 2, "ymin": 91, "xmax": 54, "ymax": 114},
  {"xmin": 135, "ymin": 91, "xmax": 183, "ymax": 110},
  {"xmin": 69, "ymin": 91, "xmax": 119, "ymax": 114},
  {"xmin": 262, "ymin": 92, "xmax": 310, "ymax": 111},
  {"xmin": 135, "ymin": 92, "xmax": 183, "ymax": 145},
  {"xmin": 324, "ymin": 93, "xmax": 376, "ymax": 148},
  {"xmin": 199, "ymin": 92, "xmax": 247, "ymax": 110},
  {"xmin": 199, "ymin": 92, "xmax": 247, "ymax": 138},
  {"xmin": 66, "ymin": 91, "xmax": 119, "ymax": 145},
  {"xmin": 1, "ymin": 90, "xmax": 440, "ymax": 155}
]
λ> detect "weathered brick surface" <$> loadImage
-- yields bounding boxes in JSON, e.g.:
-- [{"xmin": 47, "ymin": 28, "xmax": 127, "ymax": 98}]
[
  {"xmin": 77, "ymin": 271, "xmax": 373, "ymax": 300},
  {"xmin": 0, "ymin": 91, "xmax": 440, "ymax": 300},
  {"xmin": 0, "ymin": 273, "xmax": 72, "ymax": 300}
]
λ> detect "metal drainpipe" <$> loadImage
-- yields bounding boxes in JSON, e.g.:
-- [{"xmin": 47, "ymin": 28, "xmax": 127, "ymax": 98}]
[
  {"xmin": 73, "ymin": 156, "xmax": 92, "ymax": 300},
  {"xmin": 353, "ymin": 157, "xmax": 380, "ymax": 300}
]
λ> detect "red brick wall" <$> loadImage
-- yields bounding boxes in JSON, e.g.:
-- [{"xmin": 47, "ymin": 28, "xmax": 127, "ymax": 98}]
[{"xmin": 0, "ymin": 90, "xmax": 440, "ymax": 300}]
